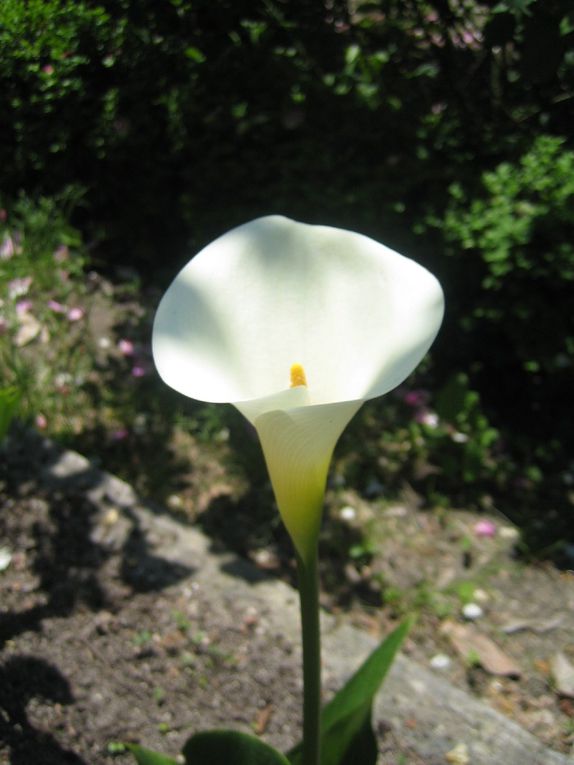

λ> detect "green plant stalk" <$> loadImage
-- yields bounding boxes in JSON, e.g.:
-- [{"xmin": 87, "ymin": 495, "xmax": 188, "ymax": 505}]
[{"xmin": 296, "ymin": 547, "xmax": 321, "ymax": 765}]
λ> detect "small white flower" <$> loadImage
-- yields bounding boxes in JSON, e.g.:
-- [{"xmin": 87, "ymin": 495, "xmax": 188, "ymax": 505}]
[
  {"xmin": 340, "ymin": 506, "xmax": 357, "ymax": 522},
  {"xmin": 416, "ymin": 410, "xmax": 439, "ymax": 428},
  {"xmin": 8, "ymin": 276, "xmax": 32, "ymax": 299}
]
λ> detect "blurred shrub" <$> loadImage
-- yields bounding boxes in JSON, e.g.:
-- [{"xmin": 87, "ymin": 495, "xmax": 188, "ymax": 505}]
[
  {"xmin": 339, "ymin": 373, "xmax": 503, "ymax": 509},
  {"xmin": 425, "ymin": 135, "xmax": 574, "ymax": 551},
  {"xmin": 2, "ymin": 0, "xmax": 572, "ymax": 269},
  {"xmin": 439, "ymin": 135, "xmax": 574, "ymax": 433},
  {"xmin": 0, "ymin": 1, "xmax": 114, "ymax": 179},
  {"xmin": 2, "ymin": 1, "xmax": 573, "ymax": 551},
  {"xmin": 432, "ymin": 373, "xmax": 501, "ymax": 487},
  {"xmin": 0, "ymin": 387, "xmax": 20, "ymax": 442},
  {"xmin": 0, "ymin": 192, "xmax": 92, "ymax": 429},
  {"xmin": 1, "ymin": 190, "xmax": 86, "ymax": 290}
]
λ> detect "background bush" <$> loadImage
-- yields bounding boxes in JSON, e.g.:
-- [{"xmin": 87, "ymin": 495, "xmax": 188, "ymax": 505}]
[
  {"xmin": 440, "ymin": 135, "xmax": 574, "ymax": 425},
  {"xmin": 1, "ymin": 0, "xmax": 573, "ymax": 555},
  {"xmin": 3, "ymin": 0, "xmax": 572, "ymax": 264}
]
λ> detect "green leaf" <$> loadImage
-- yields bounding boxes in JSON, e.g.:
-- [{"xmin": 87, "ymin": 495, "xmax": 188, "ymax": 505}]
[
  {"xmin": 184, "ymin": 46, "xmax": 206, "ymax": 63},
  {"xmin": 333, "ymin": 708, "xmax": 377, "ymax": 765},
  {"xmin": 315, "ymin": 702, "xmax": 377, "ymax": 765},
  {"xmin": 182, "ymin": 730, "xmax": 290, "ymax": 765},
  {"xmin": 0, "ymin": 387, "xmax": 20, "ymax": 441},
  {"xmin": 434, "ymin": 373, "xmax": 470, "ymax": 423},
  {"xmin": 289, "ymin": 616, "xmax": 413, "ymax": 765},
  {"xmin": 126, "ymin": 743, "xmax": 179, "ymax": 765}
]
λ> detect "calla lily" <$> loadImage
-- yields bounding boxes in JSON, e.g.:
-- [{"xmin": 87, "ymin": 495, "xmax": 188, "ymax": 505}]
[{"xmin": 152, "ymin": 215, "xmax": 444, "ymax": 562}]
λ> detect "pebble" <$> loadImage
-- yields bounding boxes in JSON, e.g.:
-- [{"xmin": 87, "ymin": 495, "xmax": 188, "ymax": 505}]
[
  {"xmin": 339, "ymin": 506, "xmax": 356, "ymax": 521},
  {"xmin": 499, "ymin": 526, "xmax": 520, "ymax": 540},
  {"xmin": 462, "ymin": 602, "xmax": 483, "ymax": 620},
  {"xmin": 445, "ymin": 742, "xmax": 470, "ymax": 764},
  {"xmin": 103, "ymin": 508, "xmax": 120, "ymax": 525},
  {"xmin": 551, "ymin": 652, "xmax": 574, "ymax": 697},
  {"xmin": 430, "ymin": 653, "xmax": 451, "ymax": 670}
]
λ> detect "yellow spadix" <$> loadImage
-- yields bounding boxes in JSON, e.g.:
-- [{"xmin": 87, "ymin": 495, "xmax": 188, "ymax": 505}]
[{"xmin": 290, "ymin": 363, "xmax": 307, "ymax": 388}]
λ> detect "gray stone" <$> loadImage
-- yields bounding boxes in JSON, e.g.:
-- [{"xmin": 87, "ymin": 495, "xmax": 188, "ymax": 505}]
[{"xmin": 38, "ymin": 438, "xmax": 573, "ymax": 765}]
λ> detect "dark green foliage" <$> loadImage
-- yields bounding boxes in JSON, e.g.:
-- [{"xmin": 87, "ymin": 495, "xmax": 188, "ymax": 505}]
[
  {"xmin": 182, "ymin": 731, "xmax": 290, "ymax": 764},
  {"xmin": 2, "ymin": 0, "xmax": 571, "ymax": 268},
  {"xmin": 442, "ymin": 135, "xmax": 574, "ymax": 379},
  {"xmin": 2, "ymin": 0, "xmax": 573, "ymax": 552},
  {"xmin": 0, "ymin": 190, "xmax": 86, "ymax": 293},
  {"xmin": 439, "ymin": 136, "xmax": 574, "ymax": 470},
  {"xmin": 126, "ymin": 744, "xmax": 179, "ymax": 765},
  {"xmin": 341, "ymin": 372, "xmax": 503, "ymax": 510},
  {"xmin": 0, "ymin": 388, "xmax": 20, "ymax": 441}
]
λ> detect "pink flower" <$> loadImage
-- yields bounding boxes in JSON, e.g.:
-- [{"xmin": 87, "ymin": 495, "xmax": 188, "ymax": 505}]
[
  {"xmin": 131, "ymin": 365, "xmax": 147, "ymax": 378},
  {"xmin": 1, "ymin": 234, "xmax": 15, "ymax": 260},
  {"xmin": 53, "ymin": 245, "xmax": 69, "ymax": 262},
  {"xmin": 35, "ymin": 413, "xmax": 48, "ymax": 430},
  {"xmin": 16, "ymin": 299, "xmax": 33, "ymax": 316},
  {"xmin": 42, "ymin": 64, "xmax": 55, "ymax": 75},
  {"xmin": 8, "ymin": 276, "xmax": 32, "ymax": 299},
  {"xmin": 118, "ymin": 338, "xmax": 135, "ymax": 356},
  {"xmin": 48, "ymin": 299, "xmax": 67, "ymax": 313},
  {"xmin": 474, "ymin": 520, "xmax": 497, "ymax": 538},
  {"xmin": 403, "ymin": 389, "xmax": 430, "ymax": 407},
  {"xmin": 111, "ymin": 427, "xmax": 129, "ymax": 441},
  {"xmin": 67, "ymin": 306, "xmax": 85, "ymax": 322},
  {"xmin": 414, "ymin": 408, "xmax": 439, "ymax": 428}
]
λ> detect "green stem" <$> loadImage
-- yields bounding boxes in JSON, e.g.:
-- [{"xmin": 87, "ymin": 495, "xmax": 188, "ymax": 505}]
[{"xmin": 296, "ymin": 548, "xmax": 321, "ymax": 765}]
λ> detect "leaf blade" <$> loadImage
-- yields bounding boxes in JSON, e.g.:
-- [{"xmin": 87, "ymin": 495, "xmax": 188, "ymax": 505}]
[
  {"xmin": 288, "ymin": 616, "xmax": 413, "ymax": 765},
  {"xmin": 126, "ymin": 743, "xmax": 179, "ymax": 765},
  {"xmin": 322, "ymin": 616, "xmax": 413, "ymax": 734},
  {"xmin": 182, "ymin": 729, "xmax": 291, "ymax": 765}
]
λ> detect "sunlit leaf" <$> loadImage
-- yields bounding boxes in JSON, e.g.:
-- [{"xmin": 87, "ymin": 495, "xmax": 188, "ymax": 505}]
[
  {"xmin": 289, "ymin": 617, "xmax": 413, "ymax": 765},
  {"xmin": 182, "ymin": 729, "xmax": 290, "ymax": 765},
  {"xmin": 126, "ymin": 743, "xmax": 179, "ymax": 765}
]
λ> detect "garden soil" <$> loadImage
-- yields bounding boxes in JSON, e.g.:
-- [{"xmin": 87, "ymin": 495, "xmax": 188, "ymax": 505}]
[{"xmin": 1, "ymin": 430, "xmax": 574, "ymax": 764}]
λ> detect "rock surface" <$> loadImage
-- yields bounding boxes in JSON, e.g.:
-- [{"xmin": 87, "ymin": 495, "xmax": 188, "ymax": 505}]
[{"xmin": 2, "ymin": 434, "xmax": 570, "ymax": 764}]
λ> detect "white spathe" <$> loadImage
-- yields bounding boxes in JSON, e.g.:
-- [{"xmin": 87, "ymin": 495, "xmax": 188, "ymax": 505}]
[{"xmin": 153, "ymin": 216, "xmax": 444, "ymax": 562}]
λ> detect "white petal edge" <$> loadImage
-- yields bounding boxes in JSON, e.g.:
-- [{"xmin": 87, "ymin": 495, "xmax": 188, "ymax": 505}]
[{"xmin": 152, "ymin": 215, "xmax": 444, "ymax": 407}]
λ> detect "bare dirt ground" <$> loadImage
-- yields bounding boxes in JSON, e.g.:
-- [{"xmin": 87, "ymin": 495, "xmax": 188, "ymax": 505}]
[
  {"xmin": 0, "ymin": 432, "xmax": 303, "ymax": 765},
  {"xmin": 1, "ymin": 430, "xmax": 574, "ymax": 764}
]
